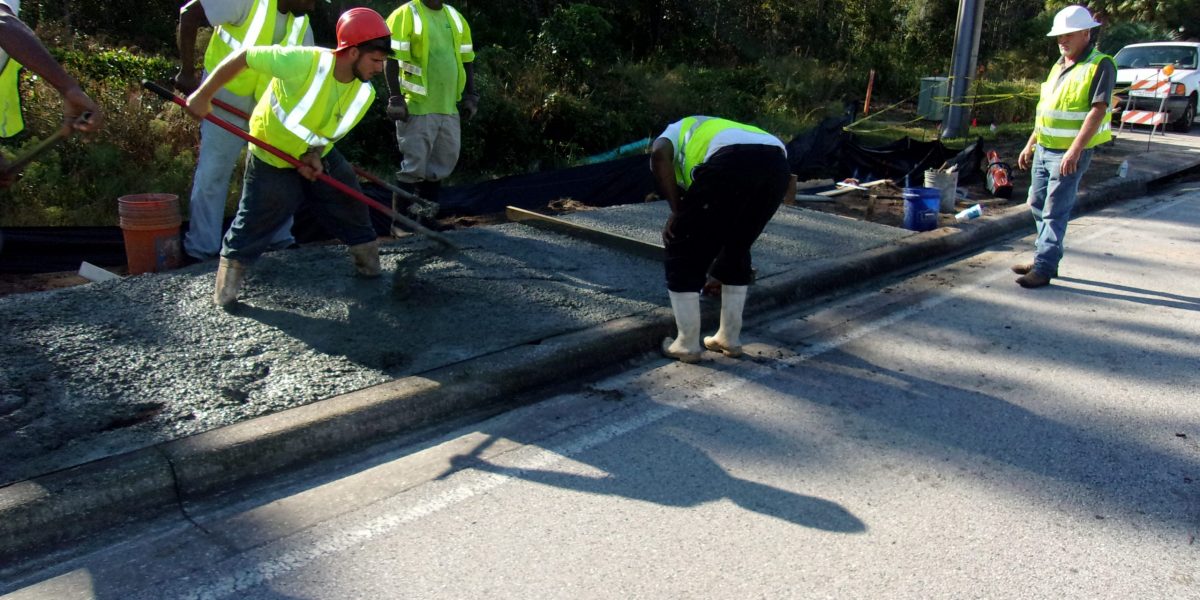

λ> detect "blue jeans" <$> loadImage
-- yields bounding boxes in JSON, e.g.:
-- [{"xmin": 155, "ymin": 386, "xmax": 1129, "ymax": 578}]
[
  {"xmin": 183, "ymin": 110, "xmax": 294, "ymax": 260},
  {"xmin": 1026, "ymin": 144, "xmax": 1093, "ymax": 276},
  {"xmin": 220, "ymin": 149, "xmax": 375, "ymax": 264}
]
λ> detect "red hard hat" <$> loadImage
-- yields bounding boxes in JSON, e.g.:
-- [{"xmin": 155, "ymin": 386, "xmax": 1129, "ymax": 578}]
[{"xmin": 335, "ymin": 7, "xmax": 391, "ymax": 52}]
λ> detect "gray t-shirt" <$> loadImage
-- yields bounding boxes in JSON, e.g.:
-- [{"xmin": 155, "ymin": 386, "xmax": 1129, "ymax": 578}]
[{"xmin": 194, "ymin": 0, "xmax": 315, "ymax": 109}]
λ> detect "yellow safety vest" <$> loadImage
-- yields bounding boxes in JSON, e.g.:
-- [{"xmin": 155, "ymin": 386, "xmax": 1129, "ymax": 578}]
[
  {"xmin": 1035, "ymin": 49, "xmax": 1114, "ymax": 150},
  {"xmin": 386, "ymin": 1, "xmax": 474, "ymax": 99},
  {"xmin": 0, "ymin": 58, "xmax": 24, "ymax": 138},
  {"xmin": 673, "ymin": 117, "xmax": 772, "ymax": 189},
  {"xmin": 203, "ymin": 0, "xmax": 310, "ymax": 98},
  {"xmin": 249, "ymin": 50, "xmax": 374, "ymax": 169}
]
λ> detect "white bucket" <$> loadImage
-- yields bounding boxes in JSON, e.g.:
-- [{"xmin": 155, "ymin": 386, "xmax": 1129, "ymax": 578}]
[{"xmin": 924, "ymin": 169, "xmax": 958, "ymax": 213}]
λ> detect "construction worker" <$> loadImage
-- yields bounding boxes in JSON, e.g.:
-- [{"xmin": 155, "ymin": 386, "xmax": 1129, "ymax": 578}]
[
  {"xmin": 174, "ymin": 0, "xmax": 317, "ymax": 263},
  {"xmin": 184, "ymin": 7, "xmax": 391, "ymax": 307},
  {"xmin": 650, "ymin": 116, "xmax": 790, "ymax": 363},
  {"xmin": 0, "ymin": 0, "xmax": 102, "ymax": 187},
  {"xmin": 1014, "ymin": 5, "xmax": 1115, "ymax": 288},
  {"xmin": 383, "ymin": 0, "xmax": 477, "ymax": 231}
]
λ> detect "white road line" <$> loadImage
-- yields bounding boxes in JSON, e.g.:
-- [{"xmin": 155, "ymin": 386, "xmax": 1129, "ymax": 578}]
[{"xmin": 164, "ymin": 192, "xmax": 1195, "ymax": 600}]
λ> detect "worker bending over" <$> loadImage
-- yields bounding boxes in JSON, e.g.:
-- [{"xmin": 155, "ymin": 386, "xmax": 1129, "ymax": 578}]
[
  {"xmin": 185, "ymin": 7, "xmax": 392, "ymax": 307},
  {"xmin": 650, "ymin": 116, "xmax": 789, "ymax": 362}
]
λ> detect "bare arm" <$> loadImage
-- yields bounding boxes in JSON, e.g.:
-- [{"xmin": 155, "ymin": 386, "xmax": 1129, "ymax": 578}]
[
  {"xmin": 185, "ymin": 50, "xmax": 248, "ymax": 119},
  {"xmin": 1017, "ymin": 129, "xmax": 1038, "ymax": 170},
  {"xmin": 650, "ymin": 138, "xmax": 681, "ymax": 211},
  {"xmin": 175, "ymin": 0, "xmax": 210, "ymax": 93},
  {"xmin": 0, "ymin": 5, "xmax": 101, "ymax": 131},
  {"xmin": 650, "ymin": 137, "xmax": 683, "ymax": 242},
  {"xmin": 384, "ymin": 58, "xmax": 401, "ymax": 97}
]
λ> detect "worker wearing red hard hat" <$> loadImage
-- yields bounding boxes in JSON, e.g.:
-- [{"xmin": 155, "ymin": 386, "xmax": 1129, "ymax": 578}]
[
  {"xmin": 174, "ymin": 0, "xmax": 318, "ymax": 264},
  {"xmin": 184, "ymin": 7, "xmax": 393, "ymax": 307},
  {"xmin": 1014, "ymin": 5, "xmax": 1115, "ymax": 288}
]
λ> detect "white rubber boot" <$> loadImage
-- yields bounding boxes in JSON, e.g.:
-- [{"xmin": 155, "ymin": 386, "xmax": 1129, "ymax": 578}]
[
  {"xmin": 704, "ymin": 285, "xmax": 747, "ymax": 357},
  {"xmin": 662, "ymin": 291, "xmax": 703, "ymax": 363},
  {"xmin": 348, "ymin": 240, "xmax": 381, "ymax": 277},
  {"xmin": 213, "ymin": 257, "xmax": 245, "ymax": 307}
]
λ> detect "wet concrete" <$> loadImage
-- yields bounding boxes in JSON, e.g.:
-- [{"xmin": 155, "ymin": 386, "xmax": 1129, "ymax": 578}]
[{"xmin": 0, "ymin": 202, "xmax": 910, "ymax": 485}]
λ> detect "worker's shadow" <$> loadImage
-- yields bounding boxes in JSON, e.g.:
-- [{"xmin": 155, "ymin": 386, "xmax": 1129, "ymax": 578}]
[
  {"xmin": 442, "ymin": 427, "xmax": 865, "ymax": 534},
  {"xmin": 750, "ymin": 348, "xmax": 1200, "ymax": 531},
  {"xmin": 1053, "ymin": 276, "xmax": 1200, "ymax": 312}
]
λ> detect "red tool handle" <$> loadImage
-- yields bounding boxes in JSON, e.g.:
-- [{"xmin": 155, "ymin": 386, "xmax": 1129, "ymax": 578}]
[
  {"xmin": 142, "ymin": 80, "xmax": 455, "ymax": 249},
  {"xmin": 206, "ymin": 95, "xmax": 407, "ymax": 196}
]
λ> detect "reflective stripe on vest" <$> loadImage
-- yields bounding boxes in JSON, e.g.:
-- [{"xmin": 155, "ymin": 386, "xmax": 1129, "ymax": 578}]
[
  {"xmin": 391, "ymin": 1, "xmax": 471, "ymax": 97},
  {"xmin": 267, "ymin": 52, "xmax": 372, "ymax": 147},
  {"xmin": 205, "ymin": 0, "xmax": 309, "ymax": 98},
  {"xmin": 0, "ymin": 58, "xmax": 24, "ymax": 138},
  {"xmin": 673, "ymin": 117, "xmax": 771, "ymax": 189},
  {"xmin": 1035, "ymin": 49, "xmax": 1114, "ymax": 150},
  {"xmin": 215, "ymin": 0, "xmax": 270, "ymax": 51}
]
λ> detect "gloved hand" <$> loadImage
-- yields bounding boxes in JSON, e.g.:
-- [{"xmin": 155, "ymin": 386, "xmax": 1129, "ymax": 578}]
[
  {"xmin": 386, "ymin": 95, "xmax": 409, "ymax": 122},
  {"xmin": 458, "ymin": 93, "xmax": 479, "ymax": 120}
]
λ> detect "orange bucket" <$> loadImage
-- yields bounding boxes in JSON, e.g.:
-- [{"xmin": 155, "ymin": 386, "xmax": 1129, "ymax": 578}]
[{"xmin": 118, "ymin": 193, "xmax": 183, "ymax": 275}]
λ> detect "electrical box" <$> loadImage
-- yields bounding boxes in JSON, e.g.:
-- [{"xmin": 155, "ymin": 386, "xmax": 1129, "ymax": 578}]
[{"xmin": 918, "ymin": 77, "xmax": 949, "ymax": 121}]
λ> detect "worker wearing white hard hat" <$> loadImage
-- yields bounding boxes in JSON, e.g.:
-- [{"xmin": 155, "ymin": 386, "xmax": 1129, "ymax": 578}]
[
  {"xmin": 1046, "ymin": 5, "xmax": 1102, "ymax": 36},
  {"xmin": 1014, "ymin": 5, "xmax": 1115, "ymax": 288}
]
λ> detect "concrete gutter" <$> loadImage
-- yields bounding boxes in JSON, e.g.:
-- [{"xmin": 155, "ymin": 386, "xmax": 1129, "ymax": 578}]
[{"xmin": 0, "ymin": 153, "xmax": 1194, "ymax": 568}]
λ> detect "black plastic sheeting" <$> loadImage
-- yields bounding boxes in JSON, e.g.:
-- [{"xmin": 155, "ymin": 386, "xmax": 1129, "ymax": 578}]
[{"xmin": 2, "ymin": 127, "xmax": 987, "ymax": 274}]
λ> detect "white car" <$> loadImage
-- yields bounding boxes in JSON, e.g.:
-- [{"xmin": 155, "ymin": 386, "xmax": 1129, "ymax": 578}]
[{"xmin": 1112, "ymin": 41, "xmax": 1199, "ymax": 132}]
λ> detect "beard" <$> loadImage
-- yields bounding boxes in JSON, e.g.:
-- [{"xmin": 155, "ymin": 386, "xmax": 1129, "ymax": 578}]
[{"xmin": 352, "ymin": 63, "xmax": 371, "ymax": 82}]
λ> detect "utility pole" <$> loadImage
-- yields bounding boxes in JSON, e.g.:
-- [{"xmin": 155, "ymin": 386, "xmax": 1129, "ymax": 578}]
[{"xmin": 942, "ymin": 0, "xmax": 985, "ymax": 138}]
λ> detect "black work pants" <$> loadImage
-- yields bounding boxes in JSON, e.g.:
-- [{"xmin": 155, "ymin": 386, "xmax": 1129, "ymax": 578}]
[{"xmin": 664, "ymin": 145, "xmax": 790, "ymax": 292}]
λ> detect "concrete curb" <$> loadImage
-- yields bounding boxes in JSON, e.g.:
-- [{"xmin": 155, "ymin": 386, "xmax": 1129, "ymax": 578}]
[{"xmin": 0, "ymin": 158, "xmax": 1189, "ymax": 566}]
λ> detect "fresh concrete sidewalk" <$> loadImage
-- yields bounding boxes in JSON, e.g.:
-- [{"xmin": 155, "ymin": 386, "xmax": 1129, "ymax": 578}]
[{"xmin": 2, "ymin": 136, "xmax": 1198, "ymax": 570}]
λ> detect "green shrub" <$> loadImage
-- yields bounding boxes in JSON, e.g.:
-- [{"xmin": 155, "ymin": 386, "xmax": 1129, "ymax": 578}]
[{"xmin": 970, "ymin": 79, "xmax": 1039, "ymax": 125}]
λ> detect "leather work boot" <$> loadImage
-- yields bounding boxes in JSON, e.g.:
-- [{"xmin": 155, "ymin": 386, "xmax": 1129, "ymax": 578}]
[
  {"xmin": 1016, "ymin": 271, "xmax": 1052, "ymax": 288},
  {"xmin": 704, "ymin": 285, "xmax": 748, "ymax": 358},
  {"xmin": 663, "ymin": 291, "xmax": 703, "ymax": 363},
  {"xmin": 348, "ymin": 240, "xmax": 381, "ymax": 277},
  {"xmin": 213, "ymin": 257, "xmax": 245, "ymax": 307},
  {"xmin": 1012, "ymin": 262, "xmax": 1057, "ymax": 277},
  {"xmin": 1011, "ymin": 262, "xmax": 1035, "ymax": 275}
]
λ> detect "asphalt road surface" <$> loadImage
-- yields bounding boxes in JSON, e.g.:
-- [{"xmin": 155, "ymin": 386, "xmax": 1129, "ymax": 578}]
[{"xmin": 4, "ymin": 180, "xmax": 1199, "ymax": 599}]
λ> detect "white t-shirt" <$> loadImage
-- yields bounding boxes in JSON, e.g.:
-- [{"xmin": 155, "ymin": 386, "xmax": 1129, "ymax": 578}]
[
  {"xmin": 199, "ymin": 0, "xmax": 313, "ymax": 46},
  {"xmin": 194, "ymin": 0, "xmax": 315, "ymax": 108},
  {"xmin": 0, "ymin": 0, "xmax": 22, "ymax": 69},
  {"xmin": 656, "ymin": 117, "xmax": 786, "ymax": 165}
]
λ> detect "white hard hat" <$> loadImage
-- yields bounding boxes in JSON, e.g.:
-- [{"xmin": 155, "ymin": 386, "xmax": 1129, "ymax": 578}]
[{"xmin": 1047, "ymin": 5, "xmax": 1101, "ymax": 36}]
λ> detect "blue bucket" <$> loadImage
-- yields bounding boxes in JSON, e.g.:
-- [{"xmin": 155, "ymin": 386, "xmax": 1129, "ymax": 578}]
[{"xmin": 902, "ymin": 187, "xmax": 941, "ymax": 232}]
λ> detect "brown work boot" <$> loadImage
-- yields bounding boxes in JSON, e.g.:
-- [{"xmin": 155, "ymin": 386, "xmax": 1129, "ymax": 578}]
[
  {"xmin": 348, "ymin": 240, "xmax": 381, "ymax": 277},
  {"xmin": 213, "ymin": 257, "xmax": 245, "ymax": 307},
  {"xmin": 1011, "ymin": 262, "xmax": 1034, "ymax": 275},
  {"xmin": 1016, "ymin": 271, "xmax": 1052, "ymax": 288}
]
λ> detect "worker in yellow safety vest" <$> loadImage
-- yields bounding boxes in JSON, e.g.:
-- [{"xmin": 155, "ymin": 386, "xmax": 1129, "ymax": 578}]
[
  {"xmin": 1014, "ymin": 5, "xmax": 1115, "ymax": 288},
  {"xmin": 383, "ymin": 0, "xmax": 477, "ymax": 232},
  {"xmin": 0, "ymin": 0, "xmax": 102, "ymax": 187},
  {"xmin": 185, "ymin": 7, "xmax": 392, "ymax": 308},
  {"xmin": 650, "ymin": 116, "xmax": 790, "ymax": 363},
  {"xmin": 175, "ymin": 0, "xmax": 318, "ymax": 263}
]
